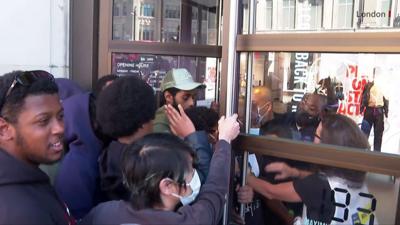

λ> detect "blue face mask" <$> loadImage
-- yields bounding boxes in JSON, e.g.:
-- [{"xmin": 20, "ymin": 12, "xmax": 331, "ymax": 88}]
[{"xmin": 171, "ymin": 169, "xmax": 201, "ymax": 205}]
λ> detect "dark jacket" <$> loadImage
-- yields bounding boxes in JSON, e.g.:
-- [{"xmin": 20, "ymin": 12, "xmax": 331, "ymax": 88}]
[
  {"xmin": 55, "ymin": 93, "xmax": 106, "ymax": 219},
  {"xmin": 0, "ymin": 149, "xmax": 72, "ymax": 225},
  {"xmin": 98, "ymin": 131, "xmax": 213, "ymax": 202},
  {"xmin": 81, "ymin": 140, "xmax": 231, "ymax": 225},
  {"xmin": 264, "ymin": 112, "xmax": 316, "ymax": 142},
  {"xmin": 184, "ymin": 131, "xmax": 213, "ymax": 183},
  {"xmin": 98, "ymin": 141, "xmax": 129, "ymax": 201},
  {"xmin": 360, "ymin": 81, "xmax": 389, "ymax": 117}
]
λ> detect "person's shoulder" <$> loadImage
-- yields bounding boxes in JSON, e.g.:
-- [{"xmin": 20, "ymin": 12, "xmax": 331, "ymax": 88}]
[
  {"xmin": 0, "ymin": 196, "xmax": 36, "ymax": 211},
  {"xmin": 82, "ymin": 201, "xmax": 143, "ymax": 225},
  {"xmin": 83, "ymin": 200, "xmax": 124, "ymax": 219},
  {"xmin": 153, "ymin": 108, "xmax": 171, "ymax": 133},
  {"xmin": 153, "ymin": 107, "xmax": 169, "ymax": 124}
]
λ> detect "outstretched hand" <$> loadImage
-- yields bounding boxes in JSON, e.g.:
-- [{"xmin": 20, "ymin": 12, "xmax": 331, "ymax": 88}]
[
  {"xmin": 218, "ymin": 114, "xmax": 240, "ymax": 143},
  {"xmin": 265, "ymin": 162, "xmax": 298, "ymax": 180},
  {"xmin": 165, "ymin": 104, "xmax": 195, "ymax": 138}
]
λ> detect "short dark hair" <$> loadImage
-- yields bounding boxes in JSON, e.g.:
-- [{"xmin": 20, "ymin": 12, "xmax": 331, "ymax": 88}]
[
  {"xmin": 259, "ymin": 119, "xmax": 293, "ymax": 139},
  {"xmin": 185, "ymin": 106, "xmax": 219, "ymax": 133},
  {"xmin": 0, "ymin": 71, "xmax": 58, "ymax": 123},
  {"xmin": 96, "ymin": 76, "xmax": 156, "ymax": 138},
  {"xmin": 93, "ymin": 74, "xmax": 119, "ymax": 98},
  {"xmin": 122, "ymin": 133, "xmax": 196, "ymax": 210}
]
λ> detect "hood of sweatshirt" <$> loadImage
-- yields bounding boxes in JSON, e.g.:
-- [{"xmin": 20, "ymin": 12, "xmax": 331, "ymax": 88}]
[
  {"xmin": 55, "ymin": 78, "xmax": 84, "ymax": 101},
  {"xmin": 0, "ymin": 149, "xmax": 49, "ymax": 186},
  {"xmin": 62, "ymin": 92, "xmax": 103, "ymax": 154}
]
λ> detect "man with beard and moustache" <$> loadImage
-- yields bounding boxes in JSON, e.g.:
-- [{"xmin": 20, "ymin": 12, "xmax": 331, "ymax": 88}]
[
  {"xmin": 153, "ymin": 68, "xmax": 213, "ymax": 183},
  {"xmin": 153, "ymin": 68, "xmax": 205, "ymax": 133},
  {"xmin": 0, "ymin": 71, "xmax": 74, "ymax": 224},
  {"xmin": 261, "ymin": 92, "xmax": 327, "ymax": 142}
]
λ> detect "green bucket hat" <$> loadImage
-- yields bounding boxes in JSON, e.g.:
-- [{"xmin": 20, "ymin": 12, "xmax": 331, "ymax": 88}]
[{"xmin": 160, "ymin": 68, "xmax": 206, "ymax": 92}]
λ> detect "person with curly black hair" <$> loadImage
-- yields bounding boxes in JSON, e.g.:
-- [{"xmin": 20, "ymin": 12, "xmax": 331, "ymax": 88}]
[
  {"xmin": 0, "ymin": 70, "xmax": 74, "ymax": 224},
  {"xmin": 96, "ymin": 75, "xmax": 157, "ymax": 201}
]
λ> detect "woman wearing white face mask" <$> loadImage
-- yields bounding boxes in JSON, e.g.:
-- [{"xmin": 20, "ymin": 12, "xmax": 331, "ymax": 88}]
[{"xmin": 81, "ymin": 114, "xmax": 240, "ymax": 225}]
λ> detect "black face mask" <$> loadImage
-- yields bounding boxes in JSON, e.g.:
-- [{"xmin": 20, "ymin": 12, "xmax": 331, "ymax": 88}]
[{"xmin": 295, "ymin": 111, "xmax": 320, "ymax": 128}]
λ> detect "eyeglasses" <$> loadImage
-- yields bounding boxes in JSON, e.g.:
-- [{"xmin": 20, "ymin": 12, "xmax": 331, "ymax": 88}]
[{"xmin": 1, "ymin": 70, "xmax": 54, "ymax": 112}]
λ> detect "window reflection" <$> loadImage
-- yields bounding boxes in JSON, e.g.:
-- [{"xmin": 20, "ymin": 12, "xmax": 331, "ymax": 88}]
[
  {"xmin": 111, "ymin": 53, "xmax": 219, "ymax": 105},
  {"xmin": 282, "ymin": 0, "xmax": 295, "ymax": 29},
  {"xmin": 239, "ymin": 52, "xmax": 400, "ymax": 155},
  {"xmin": 112, "ymin": 0, "xmax": 219, "ymax": 44},
  {"xmin": 249, "ymin": 152, "xmax": 398, "ymax": 224},
  {"xmin": 335, "ymin": 0, "xmax": 354, "ymax": 28},
  {"xmin": 246, "ymin": 0, "xmax": 400, "ymax": 32}
]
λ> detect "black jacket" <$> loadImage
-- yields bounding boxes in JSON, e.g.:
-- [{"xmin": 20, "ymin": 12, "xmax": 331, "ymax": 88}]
[
  {"xmin": 0, "ymin": 149, "xmax": 72, "ymax": 225},
  {"xmin": 360, "ymin": 81, "xmax": 389, "ymax": 117},
  {"xmin": 98, "ymin": 141, "xmax": 130, "ymax": 202}
]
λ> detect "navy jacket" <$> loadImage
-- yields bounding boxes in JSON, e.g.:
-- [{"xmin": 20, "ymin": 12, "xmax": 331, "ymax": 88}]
[
  {"xmin": 55, "ymin": 78, "xmax": 84, "ymax": 100},
  {"xmin": 0, "ymin": 150, "xmax": 72, "ymax": 225},
  {"xmin": 55, "ymin": 93, "xmax": 105, "ymax": 219}
]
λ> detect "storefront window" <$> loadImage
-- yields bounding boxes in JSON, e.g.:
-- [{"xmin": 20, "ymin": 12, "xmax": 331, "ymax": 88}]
[
  {"xmin": 334, "ymin": 0, "xmax": 354, "ymax": 28},
  {"xmin": 241, "ymin": 151, "xmax": 399, "ymax": 225},
  {"xmin": 111, "ymin": 53, "xmax": 219, "ymax": 106},
  {"xmin": 112, "ymin": 0, "xmax": 220, "ymax": 45},
  {"xmin": 282, "ymin": 0, "xmax": 296, "ymax": 29},
  {"xmin": 238, "ymin": 52, "xmax": 400, "ymax": 155},
  {"xmin": 245, "ymin": 0, "xmax": 400, "ymax": 32}
]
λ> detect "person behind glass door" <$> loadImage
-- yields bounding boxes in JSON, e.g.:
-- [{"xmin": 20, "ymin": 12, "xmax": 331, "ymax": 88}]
[
  {"xmin": 251, "ymin": 86, "xmax": 274, "ymax": 128},
  {"xmin": 247, "ymin": 114, "xmax": 374, "ymax": 225},
  {"xmin": 360, "ymin": 71, "xmax": 389, "ymax": 152},
  {"xmin": 153, "ymin": 68, "xmax": 205, "ymax": 134},
  {"xmin": 81, "ymin": 115, "xmax": 240, "ymax": 225},
  {"xmin": 262, "ymin": 92, "xmax": 327, "ymax": 142}
]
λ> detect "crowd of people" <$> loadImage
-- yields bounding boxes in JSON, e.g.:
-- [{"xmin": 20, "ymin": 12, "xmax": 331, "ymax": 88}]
[{"xmin": 0, "ymin": 69, "xmax": 376, "ymax": 225}]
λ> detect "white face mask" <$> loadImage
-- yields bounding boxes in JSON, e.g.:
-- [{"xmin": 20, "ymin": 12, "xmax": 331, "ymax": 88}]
[{"xmin": 171, "ymin": 169, "xmax": 201, "ymax": 205}]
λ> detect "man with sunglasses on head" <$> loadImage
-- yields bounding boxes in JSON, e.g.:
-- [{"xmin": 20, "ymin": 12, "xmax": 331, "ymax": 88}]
[{"xmin": 0, "ymin": 71, "xmax": 74, "ymax": 224}]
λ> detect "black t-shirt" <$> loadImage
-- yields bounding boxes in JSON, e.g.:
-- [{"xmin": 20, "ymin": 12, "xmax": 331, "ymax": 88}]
[{"xmin": 293, "ymin": 173, "xmax": 335, "ymax": 224}]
